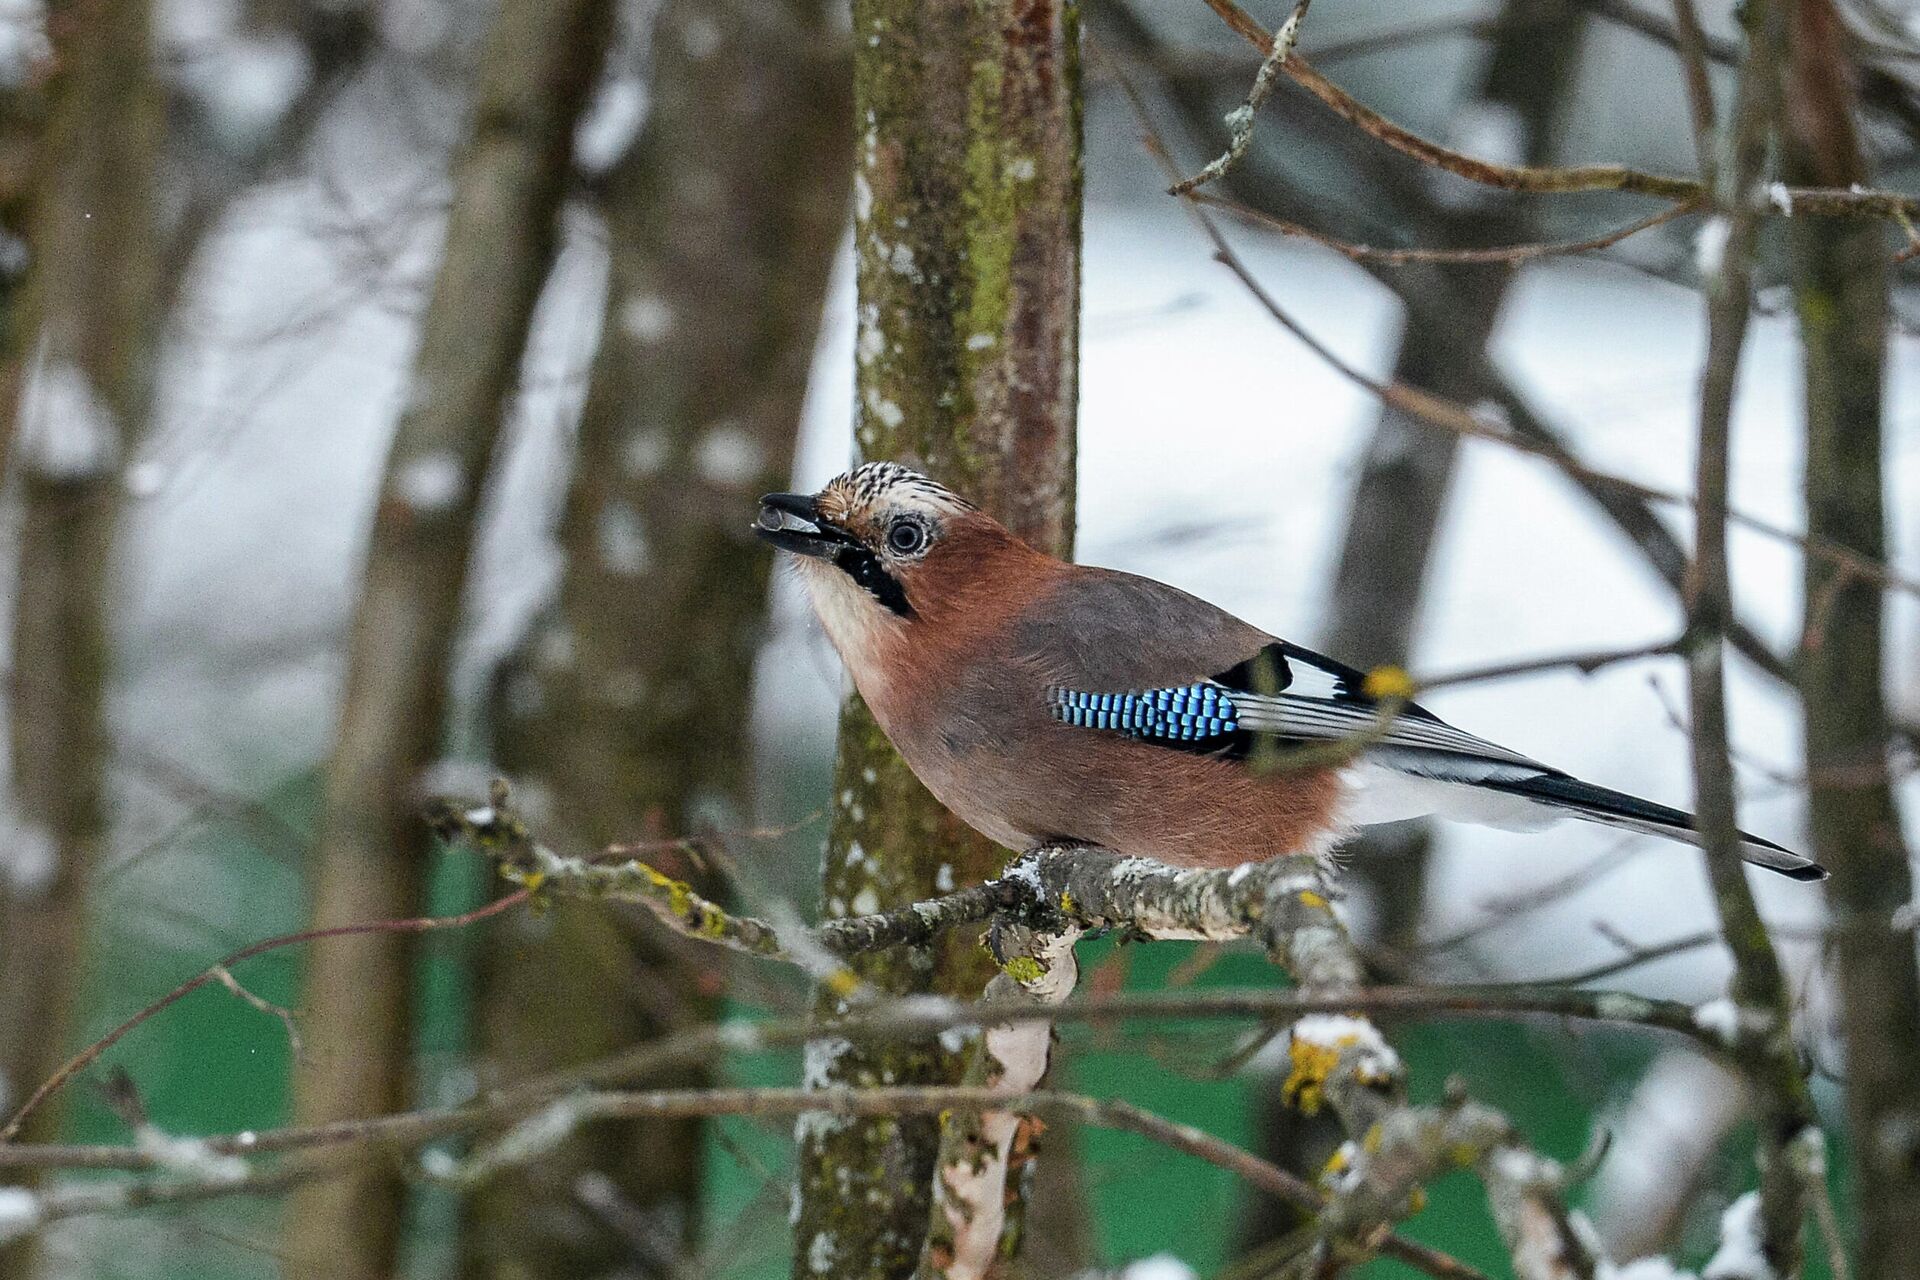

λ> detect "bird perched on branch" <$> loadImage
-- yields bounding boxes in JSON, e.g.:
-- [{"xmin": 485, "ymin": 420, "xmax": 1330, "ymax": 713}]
[{"xmin": 755, "ymin": 462, "xmax": 1824, "ymax": 881}]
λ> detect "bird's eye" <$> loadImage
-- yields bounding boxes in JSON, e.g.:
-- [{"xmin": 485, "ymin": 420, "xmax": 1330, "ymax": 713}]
[{"xmin": 886, "ymin": 518, "xmax": 929, "ymax": 557}]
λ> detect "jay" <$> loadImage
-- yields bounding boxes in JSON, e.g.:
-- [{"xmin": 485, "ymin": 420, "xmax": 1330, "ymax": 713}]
[{"xmin": 756, "ymin": 462, "xmax": 1824, "ymax": 882}]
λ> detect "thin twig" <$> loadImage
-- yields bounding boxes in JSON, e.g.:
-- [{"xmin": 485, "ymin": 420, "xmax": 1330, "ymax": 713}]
[
  {"xmin": 0, "ymin": 890, "xmax": 530, "ymax": 1141},
  {"xmin": 1192, "ymin": 190, "xmax": 1701, "ymax": 265},
  {"xmin": 1170, "ymin": 0, "xmax": 1312, "ymax": 195},
  {"xmin": 1198, "ymin": 0, "xmax": 1920, "ymax": 218}
]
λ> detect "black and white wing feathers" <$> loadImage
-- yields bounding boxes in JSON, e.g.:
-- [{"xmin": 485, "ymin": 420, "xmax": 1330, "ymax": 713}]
[{"xmin": 1047, "ymin": 639, "xmax": 1824, "ymax": 881}]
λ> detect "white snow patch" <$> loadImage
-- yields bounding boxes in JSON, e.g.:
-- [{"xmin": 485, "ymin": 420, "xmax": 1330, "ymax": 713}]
[
  {"xmin": 123, "ymin": 458, "xmax": 169, "ymax": 498},
  {"xmin": 621, "ymin": 430, "xmax": 668, "ymax": 476},
  {"xmin": 18, "ymin": 351, "xmax": 119, "ymax": 480},
  {"xmin": 180, "ymin": 34, "xmax": 311, "ymax": 152},
  {"xmin": 695, "ymin": 425, "xmax": 763, "ymax": 487},
  {"xmin": 0, "ymin": 1187, "xmax": 39, "ymax": 1246},
  {"xmin": 867, "ymin": 396, "xmax": 904, "ymax": 429},
  {"xmin": 1695, "ymin": 217, "xmax": 1732, "ymax": 279},
  {"xmin": 1765, "ymin": 182, "xmax": 1793, "ymax": 215},
  {"xmin": 0, "ymin": 1, "xmax": 50, "ymax": 90},
  {"xmin": 1603, "ymin": 1258, "xmax": 1694, "ymax": 1280},
  {"xmin": 806, "ymin": 1230, "xmax": 836, "ymax": 1273},
  {"xmin": 596, "ymin": 501, "xmax": 651, "ymax": 575},
  {"xmin": 679, "ymin": 13, "xmax": 722, "ymax": 59},
  {"xmin": 1118, "ymin": 1254, "xmax": 1199, "ymax": 1280},
  {"xmin": 802, "ymin": 1036, "xmax": 855, "ymax": 1089},
  {"xmin": 1001, "ymin": 859, "xmax": 1043, "ymax": 893},
  {"xmin": 1, "ymin": 819, "xmax": 57, "ymax": 899},
  {"xmin": 1703, "ymin": 1192, "xmax": 1770, "ymax": 1280},
  {"xmin": 620, "ymin": 293, "xmax": 675, "ymax": 343},
  {"xmin": 394, "ymin": 451, "xmax": 464, "ymax": 512},
  {"xmin": 1692, "ymin": 997, "xmax": 1740, "ymax": 1039},
  {"xmin": 849, "ymin": 885, "xmax": 881, "ymax": 916},
  {"xmin": 966, "ymin": 332, "xmax": 996, "ymax": 351},
  {"xmin": 935, "ymin": 863, "xmax": 955, "ymax": 892},
  {"xmin": 1289, "ymin": 1013, "xmax": 1396, "ymax": 1065},
  {"xmin": 576, "ymin": 75, "xmax": 645, "ymax": 174},
  {"xmin": 137, "ymin": 1130, "xmax": 248, "ymax": 1184}
]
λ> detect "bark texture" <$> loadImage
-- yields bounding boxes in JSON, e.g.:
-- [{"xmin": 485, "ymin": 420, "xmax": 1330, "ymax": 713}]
[
  {"xmin": 792, "ymin": 1, "xmax": 1080, "ymax": 1275},
  {"xmin": 466, "ymin": 2, "xmax": 850, "ymax": 1276},
  {"xmin": 1783, "ymin": 6, "xmax": 1920, "ymax": 1278},
  {"xmin": 282, "ymin": 2, "xmax": 613, "ymax": 1275},
  {"xmin": 0, "ymin": 3, "xmax": 160, "ymax": 1277}
]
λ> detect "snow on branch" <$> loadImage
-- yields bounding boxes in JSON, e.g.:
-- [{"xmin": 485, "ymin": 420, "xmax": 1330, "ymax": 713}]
[{"xmin": 428, "ymin": 784, "xmax": 1686, "ymax": 1280}]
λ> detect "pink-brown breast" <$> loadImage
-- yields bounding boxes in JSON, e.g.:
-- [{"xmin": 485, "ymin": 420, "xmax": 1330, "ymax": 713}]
[{"xmin": 859, "ymin": 538, "xmax": 1350, "ymax": 868}]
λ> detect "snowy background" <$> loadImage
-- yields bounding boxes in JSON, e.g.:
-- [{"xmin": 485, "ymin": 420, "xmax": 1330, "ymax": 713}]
[{"xmin": 8, "ymin": 0, "xmax": 1917, "ymax": 1274}]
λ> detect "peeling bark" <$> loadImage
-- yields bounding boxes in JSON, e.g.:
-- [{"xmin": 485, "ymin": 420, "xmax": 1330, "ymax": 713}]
[
  {"xmin": 1783, "ymin": 6, "xmax": 1920, "ymax": 1279},
  {"xmin": 282, "ymin": 2, "xmax": 613, "ymax": 1275},
  {"xmin": 793, "ymin": 2, "xmax": 1080, "ymax": 1275}
]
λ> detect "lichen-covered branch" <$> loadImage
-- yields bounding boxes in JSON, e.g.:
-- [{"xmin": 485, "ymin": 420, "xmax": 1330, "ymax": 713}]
[
  {"xmin": 436, "ymin": 793, "xmax": 1703, "ymax": 1279},
  {"xmin": 1169, "ymin": 0, "xmax": 1311, "ymax": 196},
  {"xmin": 1198, "ymin": 0, "xmax": 1920, "ymax": 220}
]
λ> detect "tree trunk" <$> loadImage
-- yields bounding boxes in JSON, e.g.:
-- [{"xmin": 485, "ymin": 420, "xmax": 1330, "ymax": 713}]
[
  {"xmin": 1784, "ymin": 6, "xmax": 1920, "ymax": 1279},
  {"xmin": 282, "ymin": 2, "xmax": 613, "ymax": 1275},
  {"xmin": 465, "ymin": 3, "xmax": 850, "ymax": 1276},
  {"xmin": 791, "ymin": 1, "xmax": 1079, "ymax": 1275},
  {"xmin": 0, "ymin": 3, "xmax": 160, "ymax": 1277}
]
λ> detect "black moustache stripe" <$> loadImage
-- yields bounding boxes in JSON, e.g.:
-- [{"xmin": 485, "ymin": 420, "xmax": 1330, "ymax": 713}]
[{"xmin": 834, "ymin": 545, "xmax": 913, "ymax": 617}]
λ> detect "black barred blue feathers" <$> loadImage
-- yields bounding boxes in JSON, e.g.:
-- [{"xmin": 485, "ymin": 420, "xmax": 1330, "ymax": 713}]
[{"xmin": 1050, "ymin": 682, "xmax": 1240, "ymax": 743}]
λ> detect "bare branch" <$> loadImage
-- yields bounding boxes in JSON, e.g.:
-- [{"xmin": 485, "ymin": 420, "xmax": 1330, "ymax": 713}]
[{"xmin": 1170, "ymin": 0, "xmax": 1311, "ymax": 196}]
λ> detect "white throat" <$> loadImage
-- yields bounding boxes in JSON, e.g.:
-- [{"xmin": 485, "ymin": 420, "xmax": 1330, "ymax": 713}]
[{"xmin": 796, "ymin": 559, "xmax": 908, "ymax": 700}]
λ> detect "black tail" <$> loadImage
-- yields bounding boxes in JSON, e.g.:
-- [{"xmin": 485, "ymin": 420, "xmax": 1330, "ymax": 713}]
[{"xmin": 1480, "ymin": 773, "xmax": 1826, "ymax": 881}]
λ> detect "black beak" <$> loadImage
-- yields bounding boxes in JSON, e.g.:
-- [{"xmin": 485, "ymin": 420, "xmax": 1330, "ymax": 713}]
[{"xmin": 754, "ymin": 492, "xmax": 851, "ymax": 559}]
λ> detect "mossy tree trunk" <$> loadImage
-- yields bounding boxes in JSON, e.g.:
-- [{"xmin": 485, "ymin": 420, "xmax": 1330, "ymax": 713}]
[
  {"xmin": 283, "ymin": 2, "xmax": 613, "ymax": 1276},
  {"xmin": 1784, "ymin": 5, "xmax": 1920, "ymax": 1278},
  {"xmin": 791, "ymin": 1, "xmax": 1079, "ymax": 1276},
  {"xmin": 465, "ymin": 3, "xmax": 850, "ymax": 1276},
  {"xmin": 0, "ymin": 4, "xmax": 160, "ymax": 1278}
]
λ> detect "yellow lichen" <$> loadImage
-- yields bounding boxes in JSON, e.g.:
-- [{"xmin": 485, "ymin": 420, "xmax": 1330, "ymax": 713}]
[
  {"xmin": 825, "ymin": 968, "xmax": 862, "ymax": 997},
  {"xmin": 1001, "ymin": 956, "xmax": 1045, "ymax": 984},
  {"xmin": 1284, "ymin": 1036, "xmax": 1342, "ymax": 1114},
  {"xmin": 640, "ymin": 863, "xmax": 696, "ymax": 918},
  {"xmin": 1058, "ymin": 889, "xmax": 1075, "ymax": 913},
  {"xmin": 1297, "ymin": 889, "xmax": 1328, "ymax": 910}
]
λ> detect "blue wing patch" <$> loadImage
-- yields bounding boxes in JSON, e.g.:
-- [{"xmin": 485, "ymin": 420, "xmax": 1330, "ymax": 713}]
[{"xmin": 1049, "ymin": 682, "xmax": 1240, "ymax": 743}]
